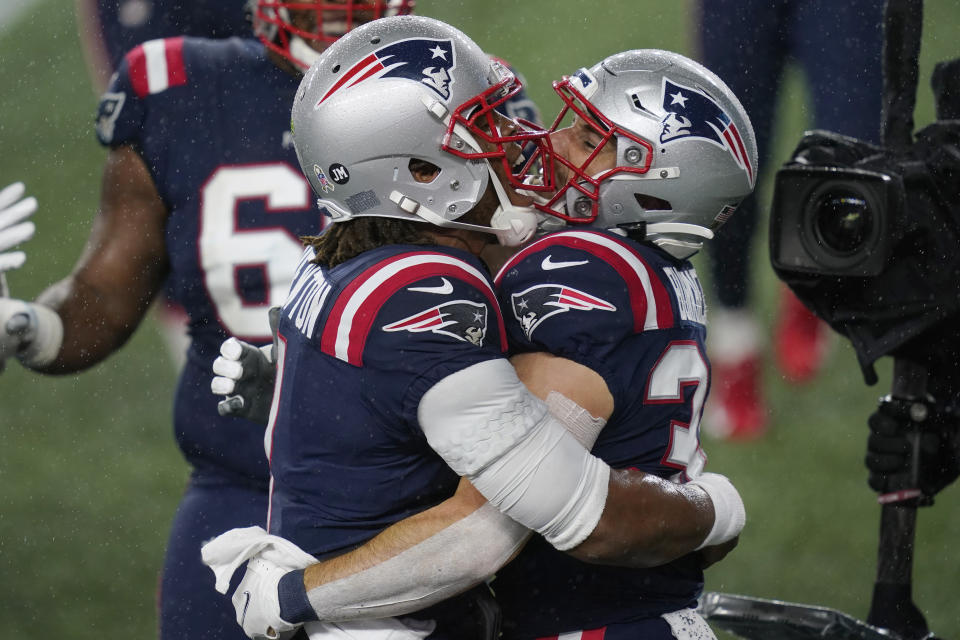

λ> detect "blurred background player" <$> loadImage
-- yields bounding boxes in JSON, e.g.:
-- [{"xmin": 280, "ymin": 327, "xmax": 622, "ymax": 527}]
[
  {"xmin": 0, "ymin": 3, "xmax": 416, "ymax": 639},
  {"xmin": 694, "ymin": 0, "xmax": 884, "ymax": 439},
  {"xmin": 75, "ymin": 0, "xmax": 250, "ymax": 372},
  {"xmin": 210, "ymin": 34, "xmax": 750, "ymax": 639}
]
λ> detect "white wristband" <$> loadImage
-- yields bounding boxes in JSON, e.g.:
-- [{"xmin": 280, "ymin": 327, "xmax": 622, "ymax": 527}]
[
  {"xmin": 689, "ymin": 472, "xmax": 745, "ymax": 549},
  {"xmin": 18, "ymin": 303, "xmax": 64, "ymax": 368}
]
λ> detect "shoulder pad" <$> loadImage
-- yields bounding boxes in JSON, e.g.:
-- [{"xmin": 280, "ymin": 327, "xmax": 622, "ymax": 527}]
[
  {"xmin": 496, "ymin": 230, "xmax": 676, "ymax": 334},
  {"xmin": 320, "ymin": 249, "xmax": 506, "ymax": 366}
]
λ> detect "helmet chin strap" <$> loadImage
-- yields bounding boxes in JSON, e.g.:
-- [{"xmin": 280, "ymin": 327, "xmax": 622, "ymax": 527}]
[{"xmin": 388, "ymin": 164, "xmax": 539, "ymax": 248}]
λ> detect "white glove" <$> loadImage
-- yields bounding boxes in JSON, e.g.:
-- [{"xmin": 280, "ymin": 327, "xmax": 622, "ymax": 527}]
[
  {"xmin": 0, "ymin": 181, "xmax": 37, "ymax": 272},
  {"xmin": 233, "ymin": 557, "xmax": 300, "ymax": 640},
  {"xmin": 0, "ymin": 297, "xmax": 63, "ymax": 370},
  {"xmin": 212, "ymin": 337, "xmax": 277, "ymax": 424},
  {"xmin": 202, "ymin": 526, "xmax": 317, "ymax": 640}
]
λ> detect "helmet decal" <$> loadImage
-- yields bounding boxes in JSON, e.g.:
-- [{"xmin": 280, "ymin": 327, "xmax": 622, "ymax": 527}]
[
  {"xmin": 659, "ymin": 77, "xmax": 754, "ymax": 185},
  {"xmin": 313, "ymin": 164, "xmax": 335, "ymax": 193},
  {"xmin": 318, "ymin": 38, "xmax": 456, "ymax": 105}
]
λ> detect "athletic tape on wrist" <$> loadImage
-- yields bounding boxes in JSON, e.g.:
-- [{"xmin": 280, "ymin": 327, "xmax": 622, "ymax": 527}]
[
  {"xmin": 689, "ymin": 472, "xmax": 745, "ymax": 549},
  {"xmin": 17, "ymin": 303, "xmax": 63, "ymax": 368}
]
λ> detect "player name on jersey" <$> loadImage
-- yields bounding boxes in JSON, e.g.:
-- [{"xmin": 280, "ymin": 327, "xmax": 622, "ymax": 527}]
[
  {"xmin": 663, "ymin": 266, "xmax": 706, "ymax": 325},
  {"xmin": 285, "ymin": 252, "xmax": 332, "ymax": 340}
]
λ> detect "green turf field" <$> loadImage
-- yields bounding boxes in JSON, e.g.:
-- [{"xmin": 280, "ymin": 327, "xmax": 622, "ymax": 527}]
[{"xmin": 1, "ymin": 1, "xmax": 958, "ymax": 637}]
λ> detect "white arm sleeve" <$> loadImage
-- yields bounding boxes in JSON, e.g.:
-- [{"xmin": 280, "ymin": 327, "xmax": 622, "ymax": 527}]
[
  {"xmin": 418, "ymin": 359, "xmax": 610, "ymax": 551},
  {"xmin": 305, "ymin": 504, "xmax": 529, "ymax": 621}
]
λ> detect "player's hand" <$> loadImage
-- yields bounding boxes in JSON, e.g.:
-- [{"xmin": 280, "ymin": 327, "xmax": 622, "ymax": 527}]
[
  {"xmin": 0, "ymin": 298, "xmax": 63, "ymax": 370},
  {"xmin": 232, "ymin": 557, "xmax": 300, "ymax": 640},
  {"xmin": 212, "ymin": 337, "xmax": 277, "ymax": 424},
  {"xmin": 866, "ymin": 395, "xmax": 960, "ymax": 501},
  {"xmin": 0, "ymin": 182, "xmax": 37, "ymax": 272}
]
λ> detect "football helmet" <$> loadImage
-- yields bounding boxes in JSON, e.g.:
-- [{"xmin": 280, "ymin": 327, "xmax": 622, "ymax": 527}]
[
  {"xmin": 250, "ymin": 0, "xmax": 415, "ymax": 71},
  {"xmin": 534, "ymin": 49, "xmax": 758, "ymax": 259},
  {"xmin": 291, "ymin": 15, "xmax": 552, "ymax": 246}
]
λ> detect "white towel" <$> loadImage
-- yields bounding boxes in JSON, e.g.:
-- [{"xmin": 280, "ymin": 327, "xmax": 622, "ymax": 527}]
[{"xmin": 201, "ymin": 526, "xmax": 317, "ymax": 594}]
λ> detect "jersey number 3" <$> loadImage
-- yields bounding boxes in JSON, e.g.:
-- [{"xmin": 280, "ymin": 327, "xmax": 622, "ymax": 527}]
[{"xmin": 646, "ymin": 340, "xmax": 708, "ymax": 478}]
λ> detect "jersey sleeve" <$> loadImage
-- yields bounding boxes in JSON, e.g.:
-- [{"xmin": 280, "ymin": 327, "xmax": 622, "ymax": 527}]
[
  {"xmin": 495, "ymin": 230, "xmax": 677, "ymax": 384},
  {"xmin": 95, "ymin": 36, "xmax": 188, "ymax": 148}
]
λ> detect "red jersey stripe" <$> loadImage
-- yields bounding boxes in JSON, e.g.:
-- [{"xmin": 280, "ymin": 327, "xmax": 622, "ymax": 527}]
[{"xmin": 164, "ymin": 36, "xmax": 187, "ymax": 90}]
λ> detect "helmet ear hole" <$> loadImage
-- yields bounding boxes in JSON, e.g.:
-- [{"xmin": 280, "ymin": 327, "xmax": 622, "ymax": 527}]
[
  {"xmin": 409, "ymin": 158, "xmax": 442, "ymax": 184},
  {"xmin": 634, "ymin": 193, "xmax": 672, "ymax": 211}
]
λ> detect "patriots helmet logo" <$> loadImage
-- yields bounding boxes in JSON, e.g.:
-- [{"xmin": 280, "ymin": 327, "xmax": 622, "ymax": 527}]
[
  {"xmin": 511, "ymin": 284, "xmax": 616, "ymax": 340},
  {"xmin": 382, "ymin": 299, "xmax": 487, "ymax": 346},
  {"xmin": 317, "ymin": 38, "xmax": 457, "ymax": 105},
  {"xmin": 659, "ymin": 77, "xmax": 754, "ymax": 185}
]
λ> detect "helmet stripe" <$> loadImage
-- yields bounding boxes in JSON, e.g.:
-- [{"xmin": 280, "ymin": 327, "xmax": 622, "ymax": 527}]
[{"xmin": 318, "ymin": 53, "xmax": 381, "ymax": 105}]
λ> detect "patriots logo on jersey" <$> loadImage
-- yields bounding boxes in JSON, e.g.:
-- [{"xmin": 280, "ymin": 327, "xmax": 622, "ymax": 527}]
[
  {"xmin": 382, "ymin": 299, "xmax": 488, "ymax": 346},
  {"xmin": 317, "ymin": 38, "xmax": 457, "ymax": 105},
  {"xmin": 511, "ymin": 284, "xmax": 616, "ymax": 340},
  {"xmin": 659, "ymin": 78, "xmax": 754, "ymax": 185},
  {"xmin": 95, "ymin": 91, "xmax": 126, "ymax": 143}
]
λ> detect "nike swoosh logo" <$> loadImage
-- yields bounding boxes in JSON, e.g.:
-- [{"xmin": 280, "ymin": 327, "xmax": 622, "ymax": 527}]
[
  {"xmin": 240, "ymin": 590, "xmax": 251, "ymax": 626},
  {"xmin": 541, "ymin": 255, "xmax": 589, "ymax": 270},
  {"xmin": 408, "ymin": 277, "xmax": 454, "ymax": 295}
]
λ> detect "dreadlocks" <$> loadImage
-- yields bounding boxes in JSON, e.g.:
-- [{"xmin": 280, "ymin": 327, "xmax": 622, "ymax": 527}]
[{"xmin": 302, "ymin": 217, "xmax": 433, "ymax": 268}]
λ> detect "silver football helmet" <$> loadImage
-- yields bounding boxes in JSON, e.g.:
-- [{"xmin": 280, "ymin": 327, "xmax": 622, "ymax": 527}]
[
  {"xmin": 290, "ymin": 15, "xmax": 551, "ymax": 246},
  {"xmin": 534, "ymin": 49, "xmax": 758, "ymax": 259}
]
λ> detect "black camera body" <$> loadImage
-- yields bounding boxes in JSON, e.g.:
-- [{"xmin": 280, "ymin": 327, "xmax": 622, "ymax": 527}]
[
  {"xmin": 771, "ymin": 165, "xmax": 904, "ymax": 278},
  {"xmin": 769, "ymin": 123, "xmax": 960, "ymax": 383}
]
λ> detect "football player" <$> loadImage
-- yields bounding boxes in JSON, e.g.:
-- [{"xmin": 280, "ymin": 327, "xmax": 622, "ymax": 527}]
[
  {"xmin": 490, "ymin": 48, "xmax": 757, "ymax": 639},
  {"xmin": 206, "ymin": 18, "xmax": 749, "ymax": 640},
  {"xmin": 1, "ymin": 3, "xmax": 416, "ymax": 639},
  {"xmin": 2, "ymin": 3, "xmax": 543, "ymax": 639}
]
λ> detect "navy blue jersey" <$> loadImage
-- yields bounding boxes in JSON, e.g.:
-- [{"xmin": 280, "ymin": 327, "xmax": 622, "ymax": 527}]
[
  {"xmin": 267, "ymin": 244, "xmax": 507, "ymax": 557},
  {"xmin": 96, "ymin": 36, "xmax": 327, "ymax": 484},
  {"xmin": 492, "ymin": 229, "xmax": 711, "ymax": 637},
  {"xmin": 78, "ymin": 0, "xmax": 250, "ymax": 75}
]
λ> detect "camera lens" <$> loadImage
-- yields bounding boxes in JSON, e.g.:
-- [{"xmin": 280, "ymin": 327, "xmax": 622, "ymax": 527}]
[{"xmin": 812, "ymin": 188, "xmax": 873, "ymax": 255}]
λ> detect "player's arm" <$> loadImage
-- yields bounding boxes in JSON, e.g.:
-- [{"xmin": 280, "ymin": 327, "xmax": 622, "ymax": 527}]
[
  {"xmin": 206, "ymin": 353, "xmax": 740, "ymax": 633},
  {"xmin": 511, "ymin": 352, "xmax": 713, "ymax": 561},
  {"xmin": 1, "ymin": 145, "xmax": 169, "ymax": 373},
  {"xmin": 512, "ymin": 350, "xmax": 739, "ymax": 567}
]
